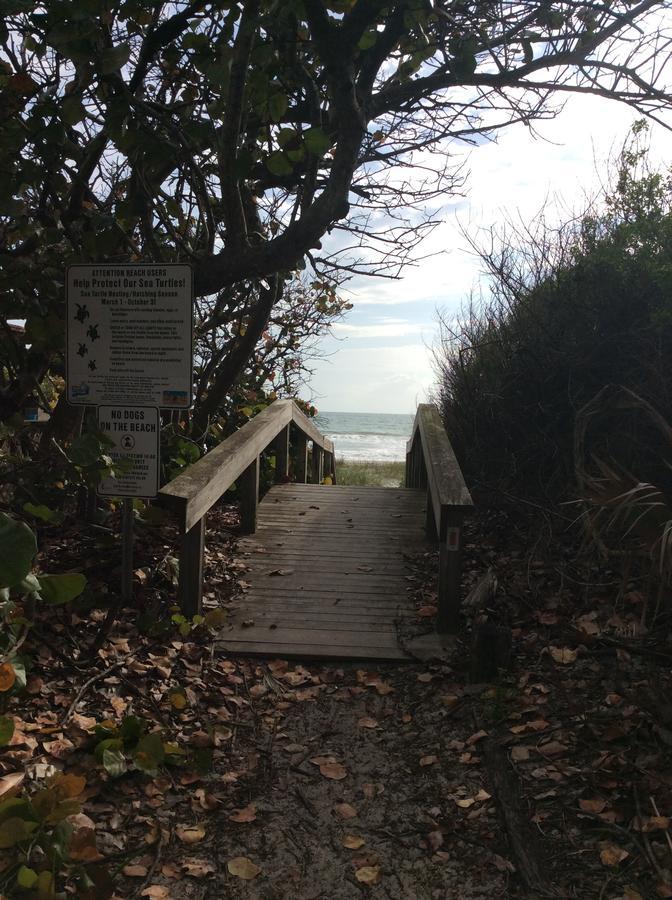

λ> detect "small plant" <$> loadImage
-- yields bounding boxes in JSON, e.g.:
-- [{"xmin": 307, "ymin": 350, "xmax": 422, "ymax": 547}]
[{"xmin": 0, "ymin": 771, "xmax": 112, "ymax": 899}]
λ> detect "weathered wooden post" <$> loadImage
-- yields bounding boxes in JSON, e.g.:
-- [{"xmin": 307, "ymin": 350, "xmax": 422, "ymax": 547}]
[
  {"xmin": 436, "ymin": 512, "xmax": 464, "ymax": 633},
  {"xmin": 178, "ymin": 517, "xmax": 205, "ymax": 616},
  {"xmin": 294, "ymin": 432, "xmax": 308, "ymax": 483},
  {"xmin": 425, "ymin": 489, "xmax": 438, "ymax": 540},
  {"xmin": 273, "ymin": 424, "xmax": 290, "ymax": 481},
  {"xmin": 311, "ymin": 443, "xmax": 324, "ymax": 483},
  {"xmin": 238, "ymin": 456, "xmax": 259, "ymax": 533},
  {"xmin": 323, "ymin": 450, "xmax": 335, "ymax": 482}
]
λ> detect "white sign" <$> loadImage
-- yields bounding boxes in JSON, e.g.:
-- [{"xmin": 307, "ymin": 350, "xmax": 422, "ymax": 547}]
[
  {"xmin": 97, "ymin": 406, "xmax": 160, "ymax": 498},
  {"xmin": 67, "ymin": 263, "xmax": 193, "ymax": 408}
]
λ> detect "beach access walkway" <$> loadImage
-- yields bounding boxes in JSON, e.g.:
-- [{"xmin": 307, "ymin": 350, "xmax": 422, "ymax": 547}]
[{"xmin": 158, "ymin": 400, "xmax": 473, "ymax": 660}]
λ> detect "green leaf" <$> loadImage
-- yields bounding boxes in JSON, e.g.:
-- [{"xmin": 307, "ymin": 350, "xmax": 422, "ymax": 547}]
[
  {"xmin": 17, "ymin": 866, "xmax": 38, "ymax": 889},
  {"xmin": 68, "ymin": 432, "xmax": 105, "ymax": 467},
  {"xmin": 61, "ymin": 96, "xmax": 85, "ymax": 125},
  {"xmin": 268, "ymin": 92, "xmax": 288, "ymax": 122},
  {"xmin": 102, "ymin": 748, "xmax": 127, "ymax": 778},
  {"xmin": 0, "ymin": 513, "xmax": 37, "ymax": 589},
  {"xmin": 358, "ymin": 30, "xmax": 377, "ymax": 50},
  {"xmin": 0, "ymin": 716, "xmax": 14, "ymax": 747},
  {"xmin": 37, "ymin": 573, "xmax": 87, "ymax": 605},
  {"xmin": 99, "ymin": 43, "xmax": 131, "ymax": 74},
  {"xmin": 36, "ymin": 870, "xmax": 55, "ymax": 900},
  {"xmin": 304, "ymin": 127, "xmax": 332, "ymax": 156},
  {"xmin": 22, "ymin": 503, "xmax": 61, "ymax": 524},
  {"xmin": 265, "ymin": 150, "xmax": 293, "ymax": 176},
  {"xmin": 133, "ymin": 732, "xmax": 165, "ymax": 774},
  {"xmin": 0, "ymin": 815, "xmax": 38, "ymax": 848},
  {"xmin": 10, "ymin": 660, "xmax": 26, "ymax": 692},
  {"xmin": 119, "ymin": 715, "xmax": 144, "ymax": 744},
  {"xmin": 0, "ymin": 798, "xmax": 34, "ymax": 825}
]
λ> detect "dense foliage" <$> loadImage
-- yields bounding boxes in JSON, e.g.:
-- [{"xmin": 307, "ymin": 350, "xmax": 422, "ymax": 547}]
[{"xmin": 434, "ymin": 127, "xmax": 672, "ymax": 501}]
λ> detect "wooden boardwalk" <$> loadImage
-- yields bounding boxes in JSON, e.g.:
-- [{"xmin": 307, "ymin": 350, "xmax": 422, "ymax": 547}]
[{"xmin": 220, "ymin": 483, "xmax": 428, "ymax": 659}]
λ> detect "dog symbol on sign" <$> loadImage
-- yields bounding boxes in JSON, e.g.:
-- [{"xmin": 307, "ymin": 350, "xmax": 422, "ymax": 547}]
[{"xmin": 120, "ymin": 434, "xmax": 135, "ymax": 450}]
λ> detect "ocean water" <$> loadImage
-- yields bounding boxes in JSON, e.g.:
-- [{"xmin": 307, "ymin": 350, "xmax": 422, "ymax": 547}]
[{"xmin": 315, "ymin": 411, "xmax": 414, "ymax": 461}]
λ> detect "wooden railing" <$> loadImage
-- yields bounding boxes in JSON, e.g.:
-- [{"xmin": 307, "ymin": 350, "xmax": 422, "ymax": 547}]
[
  {"xmin": 406, "ymin": 404, "xmax": 474, "ymax": 632},
  {"xmin": 159, "ymin": 400, "xmax": 335, "ymax": 614}
]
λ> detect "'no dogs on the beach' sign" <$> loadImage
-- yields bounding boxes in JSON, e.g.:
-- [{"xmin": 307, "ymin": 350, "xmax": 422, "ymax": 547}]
[{"xmin": 97, "ymin": 406, "xmax": 160, "ymax": 498}]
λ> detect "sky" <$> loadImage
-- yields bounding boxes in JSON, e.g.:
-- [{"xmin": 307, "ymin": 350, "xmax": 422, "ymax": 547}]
[{"xmin": 307, "ymin": 94, "xmax": 672, "ymax": 415}]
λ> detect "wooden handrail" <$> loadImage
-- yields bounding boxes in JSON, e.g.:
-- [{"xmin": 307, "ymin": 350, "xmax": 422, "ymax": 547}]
[
  {"xmin": 159, "ymin": 399, "xmax": 335, "ymax": 613},
  {"xmin": 406, "ymin": 403, "xmax": 474, "ymax": 633}
]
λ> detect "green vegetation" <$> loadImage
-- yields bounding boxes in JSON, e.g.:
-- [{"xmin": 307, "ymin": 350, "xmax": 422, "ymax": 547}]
[
  {"xmin": 435, "ymin": 126, "xmax": 672, "ymax": 503},
  {"xmin": 435, "ymin": 125, "xmax": 672, "ymax": 616},
  {"xmin": 336, "ymin": 459, "xmax": 405, "ymax": 488}
]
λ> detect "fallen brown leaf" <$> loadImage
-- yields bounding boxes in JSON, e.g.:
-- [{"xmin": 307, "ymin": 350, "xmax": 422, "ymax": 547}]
[
  {"xmin": 229, "ymin": 803, "xmax": 257, "ymax": 823},
  {"xmin": 227, "ymin": 856, "xmax": 261, "ymax": 880},
  {"xmin": 343, "ymin": 834, "xmax": 365, "ymax": 849},
  {"xmin": 599, "ymin": 843, "xmax": 629, "ymax": 866},
  {"xmin": 176, "ymin": 825, "xmax": 206, "ymax": 844},
  {"xmin": 357, "ymin": 717, "xmax": 378, "ymax": 729},
  {"xmin": 320, "ymin": 761, "xmax": 347, "ymax": 780},
  {"xmin": 334, "ymin": 803, "xmax": 358, "ymax": 819},
  {"xmin": 355, "ymin": 865, "xmax": 381, "ymax": 884}
]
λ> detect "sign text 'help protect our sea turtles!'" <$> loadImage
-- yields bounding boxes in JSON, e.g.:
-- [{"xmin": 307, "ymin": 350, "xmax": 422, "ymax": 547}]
[{"xmin": 66, "ymin": 263, "xmax": 193, "ymax": 408}]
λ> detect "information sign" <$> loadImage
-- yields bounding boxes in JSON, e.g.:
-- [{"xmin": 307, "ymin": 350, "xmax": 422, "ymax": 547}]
[
  {"xmin": 97, "ymin": 406, "xmax": 160, "ymax": 498},
  {"xmin": 67, "ymin": 263, "xmax": 193, "ymax": 408}
]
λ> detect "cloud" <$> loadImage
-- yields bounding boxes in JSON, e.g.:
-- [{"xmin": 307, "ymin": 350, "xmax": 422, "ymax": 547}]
[
  {"xmin": 309, "ymin": 343, "xmax": 435, "ymax": 414},
  {"xmin": 331, "ymin": 320, "xmax": 427, "ymax": 339}
]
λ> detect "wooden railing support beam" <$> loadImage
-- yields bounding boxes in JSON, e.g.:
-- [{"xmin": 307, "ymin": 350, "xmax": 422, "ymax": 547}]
[
  {"xmin": 178, "ymin": 517, "xmax": 205, "ymax": 616},
  {"xmin": 323, "ymin": 450, "xmax": 335, "ymax": 483},
  {"xmin": 311, "ymin": 444, "xmax": 324, "ymax": 484},
  {"xmin": 437, "ymin": 513, "xmax": 464, "ymax": 633},
  {"xmin": 238, "ymin": 456, "xmax": 259, "ymax": 534},
  {"xmin": 425, "ymin": 487, "xmax": 438, "ymax": 540},
  {"xmin": 273, "ymin": 424, "xmax": 290, "ymax": 482},
  {"xmin": 294, "ymin": 433, "xmax": 308, "ymax": 484}
]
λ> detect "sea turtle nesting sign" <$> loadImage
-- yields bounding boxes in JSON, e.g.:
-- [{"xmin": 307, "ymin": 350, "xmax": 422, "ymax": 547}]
[{"xmin": 66, "ymin": 263, "xmax": 193, "ymax": 408}]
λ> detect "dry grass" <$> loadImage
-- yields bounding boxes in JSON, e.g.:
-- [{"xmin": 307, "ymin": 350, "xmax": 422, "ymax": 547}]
[{"xmin": 336, "ymin": 459, "xmax": 405, "ymax": 487}]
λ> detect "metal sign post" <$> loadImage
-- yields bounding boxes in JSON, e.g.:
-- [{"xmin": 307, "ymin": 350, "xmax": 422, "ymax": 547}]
[{"xmin": 121, "ymin": 498, "xmax": 134, "ymax": 604}]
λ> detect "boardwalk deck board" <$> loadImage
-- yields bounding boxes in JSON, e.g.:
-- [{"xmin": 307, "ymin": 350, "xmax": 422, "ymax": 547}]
[{"xmin": 218, "ymin": 483, "xmax": 427, "ymax": 660}]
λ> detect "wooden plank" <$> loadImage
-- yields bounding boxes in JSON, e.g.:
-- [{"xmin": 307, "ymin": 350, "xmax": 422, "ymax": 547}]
[
  {"xmin": 273, "ymin": 424, "xmax": 290, "ymax": 481},
  {"xmin": 178, "ymin": 517, "xmax": 205, "ymax": 616},
  {"xmin": 238, "ymin": 456, "xmax": 259, "ymax": 534},
  {"xmin": 219, "ymin": 640, "xmax": 408, "ymax": 661},
  {"xmin": 293, "ymin": 432, "xmax": 308, "ymax": 483},
  {"xmin": 220, "ymin": 624, "xmax": 403, "ymax": 649}
]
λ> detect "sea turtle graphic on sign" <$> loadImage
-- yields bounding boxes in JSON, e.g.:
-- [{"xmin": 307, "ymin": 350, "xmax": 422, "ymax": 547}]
[
  {"xmin": 77, "ymin": 343, "xmax": 88, "ymax": 357},
  {"xmin": 75, "ymin": 303, "xmax": 90, "ymax": 323},
  {"xmin": 88, "ymin": 359, "xmax": 97, "ymax": 371},
  {"xmin": 86, "ymin": 324, "xmax": 100, "ymax": 342}
]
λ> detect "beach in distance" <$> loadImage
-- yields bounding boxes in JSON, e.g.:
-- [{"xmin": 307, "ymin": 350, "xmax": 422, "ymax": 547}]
[{"xmin": 314, "ymin": 410, "xmax": 413, "ymax": 462}]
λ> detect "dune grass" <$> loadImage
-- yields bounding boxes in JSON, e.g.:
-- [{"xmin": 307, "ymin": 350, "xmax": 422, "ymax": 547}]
[{"xmin": 335, "ymin": 459, "xmax": 405, "ymax": 487}]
